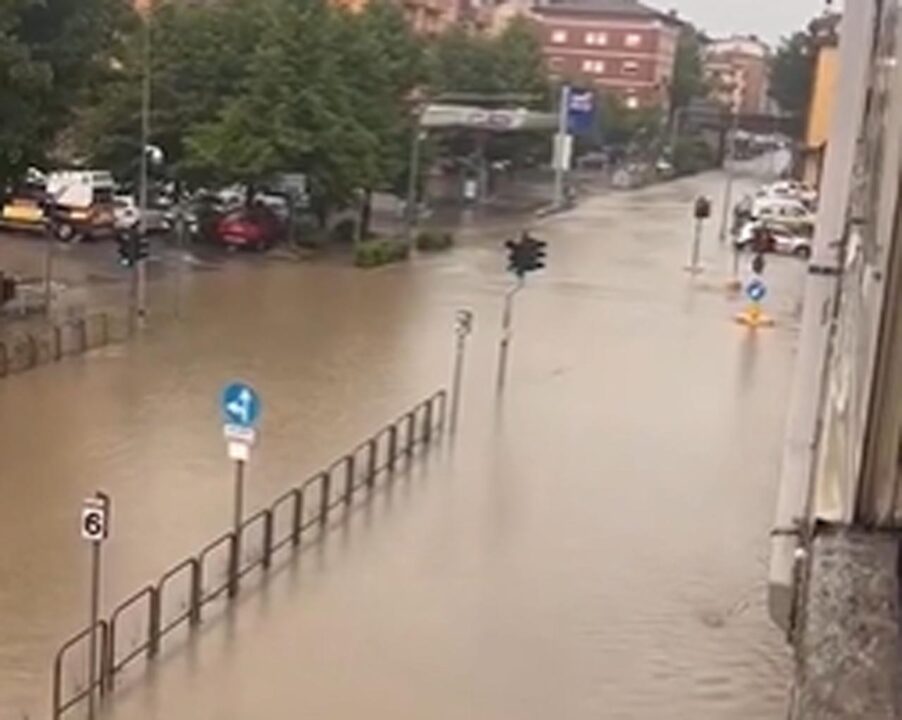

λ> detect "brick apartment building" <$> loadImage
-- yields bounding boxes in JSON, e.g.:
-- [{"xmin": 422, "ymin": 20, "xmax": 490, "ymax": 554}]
[
  {"xmin": 533, "ymin": 0, "xmax": 682, "ymax": 109},
  {"xmin": 703, "ymin": 36, "xmax": 771, "ymax": 115}
]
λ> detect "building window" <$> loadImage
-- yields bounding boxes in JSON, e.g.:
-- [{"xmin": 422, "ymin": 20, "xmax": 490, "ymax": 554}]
[
  {"xmin": 622, "ymin": 60, "xmax": 639, "ymax": 75},
  {"xmin": 625, "ymin": 33, "xmax": 642, "ymax": 48},
  {"xmin": 625, "ymin": 95, "xmax": 640, "ymax": 110},
  {"xmin": 585, "ymin": 31, "xmax": 608, "ymax": 46},
  {"xmin": 581, "ymin": 59, "xmax": 605, "ymax": 74},
  {"xmin": 551, "ymin": 29, "xmax": 567, "ymax": 43}
]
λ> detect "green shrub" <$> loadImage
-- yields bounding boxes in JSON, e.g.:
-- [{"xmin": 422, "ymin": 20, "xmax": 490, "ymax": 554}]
[
  {"xmin": 415, "ymin": 230, "xmax": 454, "ymax": 251},
  {"xmin": 354, "ymin": 238, "xmax": 410, "ymax": 268}
]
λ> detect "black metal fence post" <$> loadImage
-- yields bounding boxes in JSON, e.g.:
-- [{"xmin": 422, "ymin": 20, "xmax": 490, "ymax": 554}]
[
  {"xmin": 291, "ymin": 489, "xmax": 303, "ymax": 547},
  {"xmin": 388, "ymin": 425, "xmax": 398, "ymax": 472},
  {"xmin": 320, "ymin": 474, "xmax": 330, "ymax": 526},
  {"xmin": 148, "ymin": 586, "xmax": 161, "ymax": 659},
  {"xmin": 406, "ymin": 412, "xmax": 415, "ymax": 454},
  {"xmin": 423, "ymin": 401, "xmax": 433, "ymax": 444},
  {"xmin": 367, "ymin": 438, "xmax": 377, "ymax": 488},
  {"xmin": 189, "ymin": 558, "xmax": 202, "ymax": 626},
  {"xmin": 100, "ymin": 622, "xmax": 112, "ymax": 697},
  {"xmin": 262, "ymin": 510, "xmax": 274, "ymax": 570},
  {"xmin": 344, "ymin": 455, "xmax": 355, "ymax": 505}
]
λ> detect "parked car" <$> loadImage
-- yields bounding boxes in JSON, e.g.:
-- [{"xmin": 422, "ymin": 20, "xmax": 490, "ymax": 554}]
[
  {"xmin": 750, "ymin": 196, "xmax": 815, "ymax": 235},
  {"xmin": 756, "ymin": 180, "xmax": 818, "ymax": 208},
  {"xmin": 113, "ymin": 195, "xmax": 174, "ymax": 234},
  {"xmin": 214, "ymin": 204, "xmax": 284, "ymax": 251},
  {"xmin": 576, "ymin": 151, "xmax": 609, "ymax": 170},
  {"xmin": 735, "ymin": 220, "xmax": 812, "ymax": 259}
]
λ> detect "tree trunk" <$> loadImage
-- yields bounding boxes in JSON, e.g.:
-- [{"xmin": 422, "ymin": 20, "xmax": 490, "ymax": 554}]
[{"xmin": 359, "ymin": 188, "xmax": 372, "ymax": 240}]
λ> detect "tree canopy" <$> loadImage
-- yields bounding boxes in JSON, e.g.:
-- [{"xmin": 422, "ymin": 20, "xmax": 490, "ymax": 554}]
[
  {"xmin": 0, "ymin": 0, "xmax": 129, "ymax": 184},
  {"xmin": 770, "ymin": 30, "xmax": 815, "ymax": 134},
  {"xmin": 16, "ymin": 0, "xmax": 549, "ymax": 218},
  {"xmin": 670, "ymin": 25, "xmax": 707, "ymax": 114},
  {"xmin": 429, "ymin": 17, "xmax": 548, "ymax": 103}
]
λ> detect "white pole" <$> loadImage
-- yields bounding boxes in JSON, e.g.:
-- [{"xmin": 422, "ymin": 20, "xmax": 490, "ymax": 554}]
[
  {"xmin": 768, "ymin": 0, "xmax": 877, "ymax": 631},
  {"xmin": 552, "ymin": 85, "xmax": 569, "ymax": 208}
]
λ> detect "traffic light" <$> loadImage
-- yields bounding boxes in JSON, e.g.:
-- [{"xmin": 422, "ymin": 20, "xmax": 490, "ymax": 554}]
[
  {"xmin": 505, "ymin": 232, "xmax": 547, "ymax": 278},
  {"xmin": 116, "ymin": 229, "xmax": 149, "ymax": 268}
]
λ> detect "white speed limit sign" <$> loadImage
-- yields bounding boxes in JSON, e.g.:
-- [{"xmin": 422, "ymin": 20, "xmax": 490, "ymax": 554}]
[{"xmin": 81, "ymin": 496, "xmax": 109, "ymax": 542}]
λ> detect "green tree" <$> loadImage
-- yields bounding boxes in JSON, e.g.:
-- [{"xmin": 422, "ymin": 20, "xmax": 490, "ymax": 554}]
[
  {"xmin": 670, "ymin": 25, "xmax": 707, "ymax": 113},
  {"xmin": 184, "ymin": 0, "xmax": 421, "ymax": 225},
  {"xmin": 429, "ymin": 17, "xmax": 548, "ymax": 101},
  {"xmin": 770, "ymin": 30, "xmax": 815, "ymax": 133},
  {"xmin": 0, "ymin": 0, "xmax": 128, "ymax": 184},
  {"xmin": 75, "ymin": 0, "xmax": 265, "ymax": 182}
]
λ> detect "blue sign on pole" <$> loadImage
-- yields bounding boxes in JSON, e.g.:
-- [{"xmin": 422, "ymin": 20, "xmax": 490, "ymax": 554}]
[
  {"xmin": 567, "ymin": 89, "xmax": 595, "ymax": 135},
  {"xmin": 746, "ymin": 278, "xmax": 767, "ymax": 303},
  {"xmin": 221, "ymin": 382, "xmax": 261, "ymax": 428}
]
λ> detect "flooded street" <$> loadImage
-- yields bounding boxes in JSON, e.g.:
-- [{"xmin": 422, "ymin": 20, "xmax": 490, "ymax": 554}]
[{"xmin": 1, "ymin": 168, "xmax": 799, "ymax": 719}]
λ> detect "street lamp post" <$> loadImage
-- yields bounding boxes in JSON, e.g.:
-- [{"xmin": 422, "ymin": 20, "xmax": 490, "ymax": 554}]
[
  {"xmin": 133, "ymin": 0, "xmax": 153, "ymax": 327},
  {"xmin": 718, "ymin": 111, "xmax": 740, "ymax": 244}
]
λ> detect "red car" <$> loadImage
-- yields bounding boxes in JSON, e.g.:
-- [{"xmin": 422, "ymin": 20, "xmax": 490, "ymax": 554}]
[{"xmin": 214, "ymin": 205, "xmax": 284, "ymax": 251}]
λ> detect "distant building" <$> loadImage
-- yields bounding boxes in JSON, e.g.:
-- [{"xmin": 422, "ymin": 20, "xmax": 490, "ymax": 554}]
[
  {"xmin": 800, "ymin": 12, "xmax": 841, "ymax": 188},
  {"xmin": 533, "ymin": 0, "xmax": 682, "ymax": 110},
  {"xmin": 703, "ymin": 36, "xmax": 771, "ymax": 115},
  {"xmin": 485, "ymin": 0, "xmax": 536, "ymax": 36},
  {"xmin": 331, "ymin": 0, "xmax": 463, "ymax": 34}
]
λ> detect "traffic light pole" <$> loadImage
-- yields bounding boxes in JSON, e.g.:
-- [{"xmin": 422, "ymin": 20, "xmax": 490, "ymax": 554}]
[
  {"xmin": 135, "ymin": 5, "xmax": 152, "ymax": 326},
  {"xmin": 496, "ymin": 278, "xmax": 524, "ymax": 395}
]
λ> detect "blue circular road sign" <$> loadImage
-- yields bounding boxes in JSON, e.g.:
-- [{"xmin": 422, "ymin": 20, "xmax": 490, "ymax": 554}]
[
  {"xmin": 221, "ymin": 382, "xmax": 261, "ymax": 428},
  {"xmin": 746, "ymin": 278, "xmax": 767, "ymax": 303}
]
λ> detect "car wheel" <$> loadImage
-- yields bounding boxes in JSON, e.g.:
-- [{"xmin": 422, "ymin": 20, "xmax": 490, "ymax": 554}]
[
  {"xmin": 793, "ymin": 245, "xmax": 812, "ymax": 260},
  {"xmin": 55, "ymin": 223, "xmax": 75, "ymax": 243}
]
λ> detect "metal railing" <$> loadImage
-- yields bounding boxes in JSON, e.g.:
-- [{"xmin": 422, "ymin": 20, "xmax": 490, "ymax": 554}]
[
  {"xmin": 51, "ymin": 389, "xmax": 446, "ymax": 719},
  {"xmin": 0, "ymin": 312, "xmax": 127, "ymax": 378}
]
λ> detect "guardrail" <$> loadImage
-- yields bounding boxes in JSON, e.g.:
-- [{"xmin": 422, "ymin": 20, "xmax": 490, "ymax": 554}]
[
  {"xmin": 0, "ymin": 312, "xmax": 127, "ymax": 377},
  {"xmin": 51, "ymin": 389, "xmax": 446, "ymax": 719}
]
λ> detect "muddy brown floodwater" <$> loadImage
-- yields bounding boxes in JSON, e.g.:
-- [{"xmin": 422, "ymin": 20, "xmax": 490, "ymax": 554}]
[{"xmin": 0, "ymin": 166, "xmax": 799, "ymax": 720}]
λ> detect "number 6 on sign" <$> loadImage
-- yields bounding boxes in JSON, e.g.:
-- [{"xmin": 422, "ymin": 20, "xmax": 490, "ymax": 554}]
[{"xmin": 81, "ymin": 497, "xmax": 109, "ymax": 542}]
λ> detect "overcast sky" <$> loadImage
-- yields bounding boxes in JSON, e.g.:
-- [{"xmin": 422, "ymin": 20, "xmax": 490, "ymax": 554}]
[{"xmin": 663, "ymin": 0, "xmax": 831, "ymax": 45}]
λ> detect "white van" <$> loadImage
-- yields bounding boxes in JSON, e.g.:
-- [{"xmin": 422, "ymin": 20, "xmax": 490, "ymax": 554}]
[{"xmin": 46, "ymin": 170, "xmax": 116, "ymax": 242}]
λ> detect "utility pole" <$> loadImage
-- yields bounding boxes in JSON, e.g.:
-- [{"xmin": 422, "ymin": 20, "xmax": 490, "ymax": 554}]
[
  {"xmin": 135, "ymin": 2, "xmax": 152, "ymax": 326},
  {"xmin": 768, "ymin": 0, "xmax": 876, "ymax": 630},
  {"xmin": 718, "ymin": 111, "xmax": 740, "ymax": 243},
  {"xmin": 496, "ymin": 279, "xmax": 523, "ymax": 395},
  {"xmin": 552, "ymin": 84, "xmax": 570, "ymax": 208}
]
